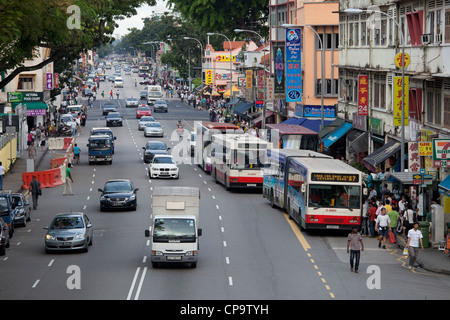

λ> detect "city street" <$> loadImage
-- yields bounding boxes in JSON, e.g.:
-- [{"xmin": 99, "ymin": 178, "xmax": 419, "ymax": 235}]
[{"xmin": 1, "ymin": 70, "xmax": 449, "ymax": 302}]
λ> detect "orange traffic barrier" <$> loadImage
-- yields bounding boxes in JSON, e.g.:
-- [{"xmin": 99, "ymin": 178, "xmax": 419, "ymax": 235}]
[
  {"xmin": 22, "ymin": 167, "xmax": 64, "ymax": 190},
  {"xmin": 50, "ymin": 157, "xmax": 67, "ymax": 169},
  {"xmin": 63, "ymin": 137, "xmax": 74, "ymax": 150}
]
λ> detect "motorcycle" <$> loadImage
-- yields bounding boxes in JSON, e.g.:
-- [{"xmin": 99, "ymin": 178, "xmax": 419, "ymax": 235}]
[{"xmin": 177, "ymin": 127, "xmax": 184, "ymax": 138}]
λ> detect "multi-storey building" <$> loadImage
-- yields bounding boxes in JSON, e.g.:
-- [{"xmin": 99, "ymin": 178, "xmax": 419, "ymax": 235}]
[{"xmin": 338, "ymin": 0, "xmax": 450, "ymax": 213}]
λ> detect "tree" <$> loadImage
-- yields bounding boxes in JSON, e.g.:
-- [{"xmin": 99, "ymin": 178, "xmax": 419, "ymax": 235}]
[
  {"xmin": 166, "ymin": 0, "xmax": 268, "ymax": 47},
  {"xmin": 0, "ymin": 0, "xmax": 156, "ymax": 89}
]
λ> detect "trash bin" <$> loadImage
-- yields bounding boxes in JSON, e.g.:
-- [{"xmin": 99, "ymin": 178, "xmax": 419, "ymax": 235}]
[{"xmin": 419, "ymin": 221, "xmax": 430, "ymax": 248}]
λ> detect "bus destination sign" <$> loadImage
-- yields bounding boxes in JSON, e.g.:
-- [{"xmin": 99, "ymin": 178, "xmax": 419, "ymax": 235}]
[{"xmin": 311, "ymin": 173, "xmax": 359, "ymax": 183}]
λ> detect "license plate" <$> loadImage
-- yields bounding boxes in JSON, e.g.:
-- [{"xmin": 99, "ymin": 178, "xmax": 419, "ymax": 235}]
[
  {"xmin": 247, "ymin": 184, "xmax": 256, "ymax": 186},
  {"xmin": 167, "ymin": 256, "xmax": 182, "ymax": 261},
  {"xmin": 326, "ymin": 225, "xmax": 339, "ymax": 229},
  {"xmin": 59, "ymin": 242, "xmax": 71, "ymax": 246}
]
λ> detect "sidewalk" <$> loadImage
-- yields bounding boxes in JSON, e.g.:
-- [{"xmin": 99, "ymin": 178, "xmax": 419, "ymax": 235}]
[{"xmin": 3, "ymin": 145, "xmax": 49, "ymax": 194}]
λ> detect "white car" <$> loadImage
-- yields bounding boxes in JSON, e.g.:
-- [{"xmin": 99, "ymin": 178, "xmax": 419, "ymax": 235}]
[
  {"xmin": 138, "ymin": 116, "xmax": 156, "ymax": 130},
  {"xmin": 125, "ymin": 97, "xmax": 139, "ymax": 108},
  {"xmin": 149, "ymin": 155, "xmax": 179, "ymax": 179},
  {"xmin": 114, "ymin": 77, "xmax": 124, "ymax": 88},
  {"xmin": 144, "ymin": 122, "xmax": 164, "ymax": 137}
]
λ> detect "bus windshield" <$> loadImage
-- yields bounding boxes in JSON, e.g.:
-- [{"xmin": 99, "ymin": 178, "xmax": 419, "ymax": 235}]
[
  {"xmin": 230, "ymin": 150, "xmax": 267, "ymax": 170},
  {"xmin": 281, "ymin": 134, "xmax": 318, "ymax": 150},
  {"xmin": 308, "ymin": 185, "xmax": 361, "ymax": 209}
]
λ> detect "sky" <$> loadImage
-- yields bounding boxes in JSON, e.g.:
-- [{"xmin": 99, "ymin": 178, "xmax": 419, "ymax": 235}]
[{"xmin": 114, "ymin": 0, "xmax": 170, "ymax": 38}]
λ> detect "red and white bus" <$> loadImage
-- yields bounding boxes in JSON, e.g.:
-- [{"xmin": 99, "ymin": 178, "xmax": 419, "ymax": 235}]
[
  {"xmin": 263, "ymin": 149, "xmax": 365, "ymax": 231},
  {"xmin": 210, "ymin": 133, "xmax": 271, "ymax": 190},
  {"xmin": 194, "ymin": 121, "xmax": 242, "ymax": 173}
]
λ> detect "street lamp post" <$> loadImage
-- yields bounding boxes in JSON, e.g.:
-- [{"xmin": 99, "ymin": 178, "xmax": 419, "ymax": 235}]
[
  {"xmin": 234, "ymin": 28, "xmax": 268, "ymax": 129},
  {"xmin": 206, "ymin": 32, "xmax": 233, "ymax": 93},
  {"xmin": 282, "ymin": 24, "xmax": 325, "ymax": 130},
  {"xmin": 344, "ymin": 8, "xmax": 406, "ymax": 172},
  {"xmin": 184, "ymin": 37, "xmax": 204, "ymax": 87}
]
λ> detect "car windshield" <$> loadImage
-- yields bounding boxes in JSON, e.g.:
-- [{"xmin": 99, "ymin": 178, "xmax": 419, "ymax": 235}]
[
  {"xmin": 128, "ymin": 98, "xmax": 137, "ymax": 101},
  {"xmin": 153, "ymin": 157, "xmax": 174, "ymax": 164},
  {"xmin": 146, "ymin": 143, "xmax": 167, "ymax": 150},
  {"xmin": 108, "ymin": 113, "xmax": 121, "ymax": 119},
  {"xmin": 0, "ymin": 197, "xmax": 8, "ymax": 213},
  {"xmin": 146, "ymin": 123, "xmax": 161, "ymax": 127},
  {"xmin": 104, "ymin": 105, "xmax": 115, "ymax": 109},
  {"xmin": 89, "ymin": 139, "xmax": 110, "ymax": 148},
  {"xmin": 11, "ymin": 196, "xmax": 22, "ymax": 209},
  {"xmin": 104, "ymin": 181, "xmax": 133, "ymax": 193},
  {"xmin": 154, "ymin": 101, "xmax": 166, "ymax": 104},
  {"xmin": 138, "ymin": 107, "xmax": 149, "ymax": 111},
  {"xmin": 140, "ymin": 117, "xmax": 155, "ymax": 122},
  {"xmin": 50, "ymin": 216, "xmax": 84, "ymax": 229}
]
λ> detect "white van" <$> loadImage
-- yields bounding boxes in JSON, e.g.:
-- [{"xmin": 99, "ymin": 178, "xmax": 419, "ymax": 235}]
[
  {"xmin": 66, "ymin": 105, "xmax": 82, "ymax": 117},
  {"xmin": 114, "ymin": 77, "xmax": 124, "ymax": 88}
]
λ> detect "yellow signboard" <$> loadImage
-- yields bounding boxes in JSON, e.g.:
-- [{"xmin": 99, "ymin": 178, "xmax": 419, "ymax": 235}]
[
  {"xmin": 393, "ymin": 76, "xmax": 409, "ymax": 126},
  {"xmin": 205, "ymin": 69, "xmax": 213, "ymax": 85},
  {"xmin": 395, "ymin": 52, "xmax": 410, "ymax": 68},
  {"xmin": 215, "ymin": 55, "xmax": 237, "ymax": 62},
  {"xmin": 246, "ymin": 70, "xmax": 252, "ymax": 89},
  {"xmin": 419, "ymin": 142, "xmax": 433, "ymax": 156}
]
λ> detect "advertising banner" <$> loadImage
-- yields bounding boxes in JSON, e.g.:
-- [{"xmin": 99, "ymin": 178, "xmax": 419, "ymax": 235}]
[
  {"xmin": 285, "ymin": 28, "xmax": 302, "ymax": 103},
  {"xmin": 246, "ymin": 70, "xmax": 253, "ymax": 89},
  {"xmin": 393, "ymin": 76, "xmax": 409, "ymax": 126},
  {"xmin": 432, "ymin": 139, "xmax": 450, "ymax": 167},
  {"xmin": 205, "ymin": 70, "xmax": 213, "ymax": 85},
  {"xmin": 357, "ymin": 75, "xmax": 369, "ymax": 116},
  {"xmin": 215, "ymin": 55, "xmax": 238, "ymax": 62},
  {"xmin": 273, "ymin": 45, "xmax": 285, "ymax": 97}
]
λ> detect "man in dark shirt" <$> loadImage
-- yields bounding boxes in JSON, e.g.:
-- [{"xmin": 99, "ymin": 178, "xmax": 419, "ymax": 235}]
[{"xmin": 29, "ymin": 176, "xmax": 41, "ymax": 210}]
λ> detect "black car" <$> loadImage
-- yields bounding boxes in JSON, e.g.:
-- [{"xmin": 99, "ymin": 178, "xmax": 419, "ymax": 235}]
[
  {"xmin": 142, "ymin": 141, "xmax": 170, "ymax": 163},
  {"xmin": 106, "ymin": 112, "xmax": 123, "ymax": 127},
  {"xmin": 102, "ymin": 103, "xmax": 117, "ymax": 115},
  {"xmin": 11, "ymin": 193, "xmax": 31, "ymax": 227},
  {"xmin": 98, "ymin": 179, "xmax": 139, "ymax": 211},
  {"xmin": 0, "ymin": 217, "xmax": 10, "ymax": 256},
  {"xmin": 153, "ymin": 100, "xmax": 168, "ymax": 113},
  {"xmin": 140, "ymin": 90, "xmax": 147, "ymax": 100}
]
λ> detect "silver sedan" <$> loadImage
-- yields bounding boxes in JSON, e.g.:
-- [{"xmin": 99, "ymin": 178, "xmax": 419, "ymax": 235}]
[
  {"xmin": 144, "ymin": 122, "xmax": 164, "ymax": 137},
  {"xmin": 44, "ymin": 213, "xmax": 93, "ymax": 253}
]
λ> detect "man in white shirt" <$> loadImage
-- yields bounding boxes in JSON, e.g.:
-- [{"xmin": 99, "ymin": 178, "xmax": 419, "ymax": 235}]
[
  {"xmin": 405, "ymin": 222, "xmax": 424, "ymax": 271},
  {"xmin": 375, "ymin": 207, "xmax": 391, "ymax": 249}
]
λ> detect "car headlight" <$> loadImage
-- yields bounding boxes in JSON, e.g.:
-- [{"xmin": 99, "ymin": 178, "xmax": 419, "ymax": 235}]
[
  {"xmin": 170, "ymin": 168, "xmax": 177, "ymax": 171},
  {"xmin": 74, "ymin": 233, "xmax": 85, "ymax": 240},
  {"xmin": 129, "ymin": 194, "xmax": 136, "ymax": 200},
  {"xmin": 46, "ymin": 234, "xmax": 56, "ymax": 241},
  {"xmin": 16, "ymin": 209, "xmax": 25, "ymax": 216},
  {"xmin": 151, "ymin": 250, "xmax": 163, "ymax": 256},
  {"xmin": 185, "ymin": 251, "xmax": 198, "ymax": 256}
]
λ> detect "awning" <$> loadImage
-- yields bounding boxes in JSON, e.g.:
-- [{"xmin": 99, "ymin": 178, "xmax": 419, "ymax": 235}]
[
  {"xmin": 438, "ymin": 175, "xmax": 450, "ymax": 196},
  {"xmin": 281, "ymin": 117, "xmax": 334, "ymax": 133},
  {"xmin": 363, "ymin": 140, "xmax": 401, "ymax": 172},
  {"xmin": 223, "ymin": 86, "xmax": 240, "ymax": 98},
  {"xmin": 347, "ymin": 131, "xmax": 368, "ymax": 154},
  {"xmin": 391, "ymin": 171, "xmax": 438, "ymax": 185},
  {"xmin": 233, "ymin": 102, "xmax": 253, "ymax": 116},
  {"xmin": 322, "ymin": 122, "xmax": 353, "ymax": 149},
  {"xmin": 225, "ymin": 97, "xmax": 240, "ymax": 107},
  {"xmin": 252, "ymin": 111, "xmax": 274, "ymax": 125},
  {"xmin": 318, "ymin": 118, "xmax": 345, "ymax": 139}
]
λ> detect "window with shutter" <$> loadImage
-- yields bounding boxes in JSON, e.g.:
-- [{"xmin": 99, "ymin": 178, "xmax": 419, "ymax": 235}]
[
  {"xmin": 444, "ymin": 95, "xmax": 450, "ymax": 129},
  {"xmin": 406, "ymin": 10, "xmax": 424, "ymax": 45},
  {"xmin": 445, "ymin": 9, "xmax": 450, "ymax": 43}
]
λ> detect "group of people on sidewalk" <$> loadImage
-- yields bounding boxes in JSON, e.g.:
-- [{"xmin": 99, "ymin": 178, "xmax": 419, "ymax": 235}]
[{"xmin": 347, "ymin": 183, "xmax": 426, "ymax": 273}]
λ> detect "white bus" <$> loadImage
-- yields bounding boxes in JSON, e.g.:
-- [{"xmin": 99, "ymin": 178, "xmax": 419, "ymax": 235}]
[
  {"xmin": 210, "ymin": 133, "xmax": 271, "ymax": 190},
  {"xmin": 194, "ymin": 121, "xmax": 242, "ymax": 173},
  {"xmin": 263, "ymin": 149, "xmax": 365, "ymax": 231}
]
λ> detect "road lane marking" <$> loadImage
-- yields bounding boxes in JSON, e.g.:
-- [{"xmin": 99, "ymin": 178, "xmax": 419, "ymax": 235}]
[
  {"xmin": 127, "ymin": 268, "xmax": 141, "ymax": 300},
  {"xmin": 134, "ymin": 267, "xmax": 147, "ymax": 300},
  {"xmin": 282, "ymin": 212, "xmax": 310, "ymax": 251},
  {"xmin": 48, "ymin": 259, "xmax": 55, "ymax": 267},
  {"xmin": 32, "ymin": 280, "xmax": 40, "ymax": 288}
]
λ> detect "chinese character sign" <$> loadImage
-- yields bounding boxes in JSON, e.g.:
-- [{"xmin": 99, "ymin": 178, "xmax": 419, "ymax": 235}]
[
  {"xmin": 205, "ymin": 70, "xmax": 213, "ymax": 85},
  {"xmin": 246, "ymin": 70, "xmax": 253, "ymax": 89},
  {"xmin": 357, "ymin": 75, "xmax": 369, "ymax": 116},
  {"xmin": 393, "ymin": 76, "xmax": 409, "ymax": 126},
  {"xmin": 285, "ymin": 28, "xmax": 302, "ymax": 102},
  {"xmin": 46, "ymin": 73, "xmax": 53, "ymax": 90},
  {"xmin": 408, "ymin": 142, "xmax": 420, "ymax": 172}
]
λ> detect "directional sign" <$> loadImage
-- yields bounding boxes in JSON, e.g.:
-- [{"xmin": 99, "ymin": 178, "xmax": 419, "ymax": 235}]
[{"xmin": 423, "ymin": 174, "xmax": 433, "ymax": 186}]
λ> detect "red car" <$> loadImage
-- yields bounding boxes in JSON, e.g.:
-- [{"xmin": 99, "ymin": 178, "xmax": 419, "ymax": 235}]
[{"xmin": 136, "ymin": 105, "xmax": 152, "ymax": 119}]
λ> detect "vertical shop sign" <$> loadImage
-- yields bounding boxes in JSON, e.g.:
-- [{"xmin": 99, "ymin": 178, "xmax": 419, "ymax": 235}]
[
  {"xmin": 393, "ymin": 76, "xmax": 409, "ymax": 126},
  {"xmin": 205, "ymin": 70, "xmax": 213, "ymax": 85},
  {"xmin": 273, "ymin": 45, "xmax": 285, "ymax": 97},
  {"xmin": 357, "ymin": 75, "xmax": 369, "ymax": 116},
  {"xmin": 285, "ymin": 28, "xmax": 302, "ymax": 102},
  {"xmin": 246, "ymin": 70, "xmax": 253, "ymax": 89}
]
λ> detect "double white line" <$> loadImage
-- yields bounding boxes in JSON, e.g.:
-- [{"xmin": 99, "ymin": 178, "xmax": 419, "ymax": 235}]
[{"xmin": 127, "ymin": 266, "xmax": 147, "ymax": 300}]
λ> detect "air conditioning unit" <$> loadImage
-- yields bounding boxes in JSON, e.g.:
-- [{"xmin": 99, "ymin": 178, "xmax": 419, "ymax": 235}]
[
  {"xmin": 435, "ymin": 34, "xmax": 443, "ymax": 43},
  {"xmin": 421, "ymin": 34, "xmax": 431, "ymax": 44},
  {"xmin": 345, "ymin": 96, "xmax": 352, "ymax": 102},
  {"xmin": 345, "ymin": 79, "xmax": 351, "ymax": 85}
]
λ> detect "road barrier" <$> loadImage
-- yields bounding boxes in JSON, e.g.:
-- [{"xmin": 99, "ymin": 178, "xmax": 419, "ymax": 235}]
[{"xmin": 48, "ymin": 137, "xmax": 65, "ymax": 150}]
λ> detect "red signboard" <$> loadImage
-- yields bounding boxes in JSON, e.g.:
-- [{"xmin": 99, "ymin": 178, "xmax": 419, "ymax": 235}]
[{"xmin": 357, "ymin": 75, "xmax": 369, "ymax": 116}]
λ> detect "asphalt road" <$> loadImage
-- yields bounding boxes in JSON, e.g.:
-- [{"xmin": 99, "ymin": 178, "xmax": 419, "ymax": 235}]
[{"xmin": 1, "ymin": 69, "xmax": 449, "ymax": 303}]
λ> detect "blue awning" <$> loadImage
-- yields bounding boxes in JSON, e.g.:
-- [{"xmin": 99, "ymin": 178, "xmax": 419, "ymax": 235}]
[
  {"xmin": 322, "ymin": 122, "xmax": 353, "ymax": 149},
  {"xmin": 439, "ymin": 175, "xmax": 450, "ymax": 196},
  {"xmin": 281, "ymin": 117, "xmax": 333, "ymax": 132},
  {"xmin": 233, "ymin": 102, "xmax": 253, "ymax": 116}
]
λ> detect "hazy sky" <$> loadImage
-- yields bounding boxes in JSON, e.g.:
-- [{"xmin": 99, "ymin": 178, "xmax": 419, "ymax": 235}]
[{"xmin": 115, "ymin": 0, "xmax": 169, "ymax": 37}]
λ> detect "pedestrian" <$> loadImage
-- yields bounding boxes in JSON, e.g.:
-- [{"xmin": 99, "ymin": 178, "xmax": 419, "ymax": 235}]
[
  {"xmin": 0, "ymin": 162, "xmax": 4, "ymax": 191},
  {"xmin": 40, "ymin": 131, "xmax": 46, "ymax": 151},
  {"xmin": 375, "ymin": 207, "xmax": 391, "ymax": 249},
  {"xmin": 347, "ymin": 226, "xmax": 364, "ymax": 273},
  {"xmin": 361, "ymin": 197, "xmax": 369, "ymax": 236},
  {"xmin": 403, "ymin": 203, "xmax": 416, "ymax": 236},
  {"xmin": 116, "ymin": 89, "xmax": 120, "ymax": 99},
  {"xmin": 28, "ymin": 141, "xmax": 37, "ymax": 159},
  {"xmin": 110, "ymin": 89, "xmax": 113, "ymax": 99},
  {"xmin": 29, "ymin": 175, "xmax": 42, "ymax": 210},
  {"xmin": 368, "ymin": 201, "xmax": 377, "ymax": 237},
  {"xmin": 64, "ymin": 163, "xmax": 74, "ymax": 195},
  {"xmin": 101, "ymin": 91, "xmax": 105, "ymax": 99},
  {"xmin": 405, "ymin": 222, "xmax": 424, "ymax": 271},
  {"xmin": 388, "ymin": 205, "xmax": 400, "ymax": 243}
]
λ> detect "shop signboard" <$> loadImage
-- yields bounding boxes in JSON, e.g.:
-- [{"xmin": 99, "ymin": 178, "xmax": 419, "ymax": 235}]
[
  {"xmin": 393, "ymin": 76, "xmax": 409, "ymax": 126},
  {"xmin": 273, "ymin": 45, "xmax": 285, "ymax": 98},
  {"xmin": 285, "ymin": 28, "xmax": 302, "ymax": 103},
  {"xmin": 7, "ymin": 92, "xmax": 43, "ymax": 103},
  {"xmin": 205, "ymin": 70, "xmax": 213, "ymax": 85},
  {"xmin": 246, "ymin": 70, "xmax": 253, "ymax": 89},
  {"xmin": 432, "ymin": 138, "xmax": 450, "ymax": 167},
  {"xmin": 357, "ymin": 75, "xmax": 369, "ymax": 116}
]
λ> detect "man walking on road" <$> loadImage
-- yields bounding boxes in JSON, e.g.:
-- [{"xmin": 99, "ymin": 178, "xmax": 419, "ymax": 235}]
[
  {"xmin": 347, "ymin": 226, "xmax": 364, "ymax": 273},
  {"xmin": 29, "ymin": 176, "xmax": 41, "ymax": 210},
  {"xmin": 64, "ymin": 163, "xmax": 74, "ymax": 196},
  {"xmin": 405, "ymin": 222, "xmax": 424, "ymax": 271},
  {"xmin": 375, "ymin": 207, "xmax": 391, "ymax": 249}
]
